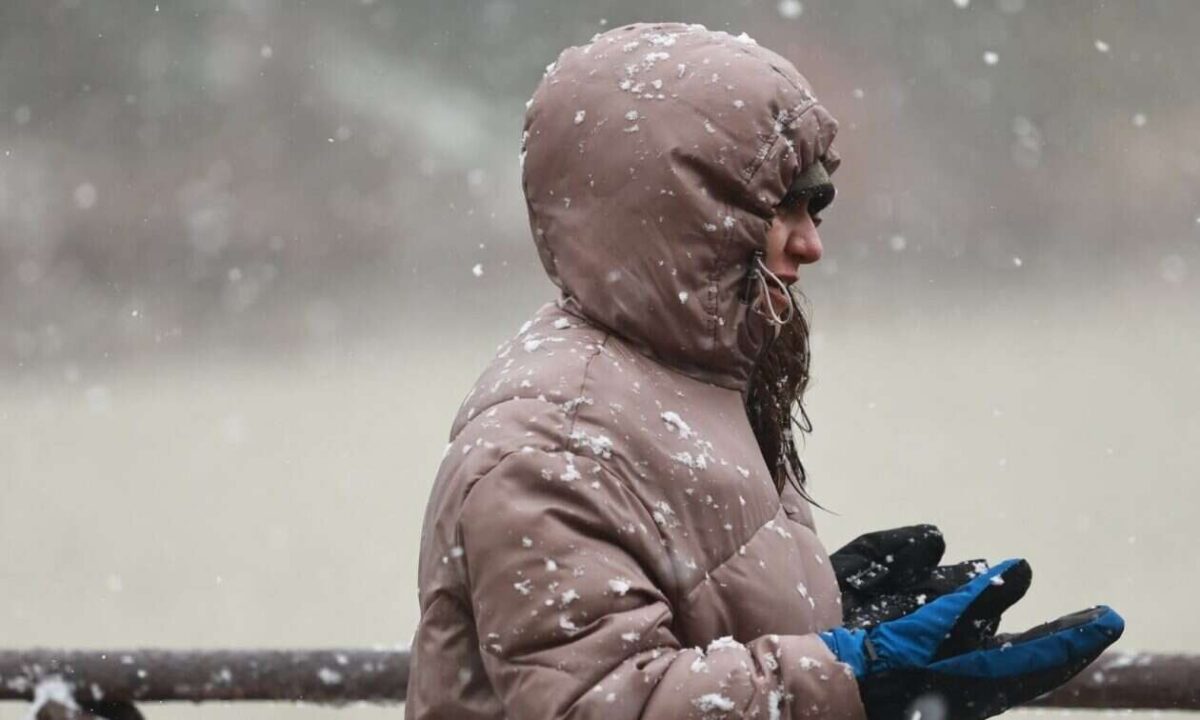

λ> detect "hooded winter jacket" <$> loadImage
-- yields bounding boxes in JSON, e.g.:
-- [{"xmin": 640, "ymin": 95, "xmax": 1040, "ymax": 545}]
[{"xmin": 406, "ymin": 22, "xmax": 863, "ymax": 720}]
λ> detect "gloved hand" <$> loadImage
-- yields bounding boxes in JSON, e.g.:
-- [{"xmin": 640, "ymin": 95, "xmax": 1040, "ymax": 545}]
[
  {"xmin": 830, "ymin": 524, "xmax": 990, "ymax": 629},
  {"xmin": 820, "ymin": 558, "xmax": 1125, "ymax": 720}
]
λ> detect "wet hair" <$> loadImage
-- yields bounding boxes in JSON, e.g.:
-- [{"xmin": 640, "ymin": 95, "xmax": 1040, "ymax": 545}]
[
  {"xmin": 745, "ymin": 162, "xmax": 835, "ymax": 504},
  {"xmin": 744, "ymin": 286, "xmax": 821, "ymax": 505}
]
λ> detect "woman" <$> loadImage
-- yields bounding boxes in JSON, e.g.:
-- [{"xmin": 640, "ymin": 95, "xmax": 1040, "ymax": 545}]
[{"xmin": 405, "ymin": 22, "xmax": 1121, "ymax": 720}]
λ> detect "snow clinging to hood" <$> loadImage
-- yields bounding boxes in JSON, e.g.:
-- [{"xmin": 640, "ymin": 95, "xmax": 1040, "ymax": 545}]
[{"xmin": 521, "ymin": 22, "xmax": 840, "ymax": 391}]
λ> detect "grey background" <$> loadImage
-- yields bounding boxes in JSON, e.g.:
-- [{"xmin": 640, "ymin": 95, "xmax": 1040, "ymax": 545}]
[{"xmin": 2, "ymin": 0, "xmax": 1197, "ymax": 717}]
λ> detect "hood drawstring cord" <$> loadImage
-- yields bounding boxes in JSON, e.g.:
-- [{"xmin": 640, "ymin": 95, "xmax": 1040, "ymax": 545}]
[
  {"xmin": 740, "ymin": 250, "xmax": 796, "ymax": 344},
  {"xmin": 740, "ymin": 250, "xmax": 765, "ymax": 304},
  {"xmin": 753, "ymin": 253, "xmax": 796, "ymax": 327}
]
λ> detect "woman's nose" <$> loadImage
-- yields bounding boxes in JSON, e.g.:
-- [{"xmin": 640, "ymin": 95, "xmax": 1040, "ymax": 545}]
[{"xmin": 789, "ymin": 225, "xmax": 823, "ymax": 264}]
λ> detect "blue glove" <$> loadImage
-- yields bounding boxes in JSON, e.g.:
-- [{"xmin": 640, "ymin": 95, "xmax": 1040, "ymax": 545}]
[{"xmin": 820, "ymin": 558, "xmax": 1124, "ymax": 719}]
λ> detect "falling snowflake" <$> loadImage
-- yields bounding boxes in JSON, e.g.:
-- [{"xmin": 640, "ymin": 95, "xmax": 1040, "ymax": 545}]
[
  {"xmin": 777, "ymin": 0, "xmax": 803, "ymax": 19},
  {"xmin": 74, "ymin": 183, "xmax": 98, "ymax": 210}
]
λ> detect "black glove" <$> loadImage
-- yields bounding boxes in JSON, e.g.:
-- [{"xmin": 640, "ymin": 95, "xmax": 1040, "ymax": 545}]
[
  {"xmin": 830, "ymin": 524, "xmax": 991, "ymax": 629},
  {"xmin": 821, "ymin": 559, "xmax": 1125, "ymax": 720}
]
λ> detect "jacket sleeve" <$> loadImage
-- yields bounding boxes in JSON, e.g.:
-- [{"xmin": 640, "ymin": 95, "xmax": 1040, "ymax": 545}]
[{"xmin": 458, "ymin": 449, "xmax": 867, "ymax": 720}]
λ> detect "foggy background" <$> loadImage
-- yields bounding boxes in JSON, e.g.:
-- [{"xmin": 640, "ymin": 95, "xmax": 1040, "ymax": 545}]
[{"xmin": 2, "ymin": 0, "xmax": 1197, "ymax": 718}]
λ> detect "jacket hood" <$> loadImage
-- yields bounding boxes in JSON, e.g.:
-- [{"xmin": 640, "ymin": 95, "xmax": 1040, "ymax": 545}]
[{"xmin": 521, "ymin": 21, "xmax": 840, "ymax": 391}]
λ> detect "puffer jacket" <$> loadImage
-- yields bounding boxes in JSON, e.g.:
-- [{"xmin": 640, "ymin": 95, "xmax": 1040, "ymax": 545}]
[{"xmin": 405, "ymin": 22, "xmax": 863, "ymax": 720}]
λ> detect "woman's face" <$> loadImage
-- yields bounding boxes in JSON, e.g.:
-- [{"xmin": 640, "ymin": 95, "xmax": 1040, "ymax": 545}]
[{"xmin": 762, "ymin": 195, "xmax": 823, "ymax": 315}]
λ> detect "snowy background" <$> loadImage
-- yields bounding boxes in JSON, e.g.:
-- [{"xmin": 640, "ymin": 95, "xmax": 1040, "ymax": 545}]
[{"xmin": 2, "ymin": 1, "xmax": 1198, "ymax": 718}]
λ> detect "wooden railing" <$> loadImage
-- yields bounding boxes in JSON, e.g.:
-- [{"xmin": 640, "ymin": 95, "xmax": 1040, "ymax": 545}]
[{"xmin": 2, "ymin": 649, "xmax": 1197, "ymax": 718}]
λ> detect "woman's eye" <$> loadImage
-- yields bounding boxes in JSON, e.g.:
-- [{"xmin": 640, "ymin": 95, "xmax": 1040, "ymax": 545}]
[{"xmin": 812, "ymin": 215, "xmax": 823, "ymax": 228}]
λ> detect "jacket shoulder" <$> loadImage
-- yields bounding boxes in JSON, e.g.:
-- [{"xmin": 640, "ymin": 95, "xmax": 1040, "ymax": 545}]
[{"xmin": 447, "ymin": 303, "xmax": 609, "ymax": 445}]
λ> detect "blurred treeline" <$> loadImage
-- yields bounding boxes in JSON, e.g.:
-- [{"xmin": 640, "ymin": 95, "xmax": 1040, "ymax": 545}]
[{"xmin": 2, "ymin": 0, "xmax": 1197, "ymax": 372}]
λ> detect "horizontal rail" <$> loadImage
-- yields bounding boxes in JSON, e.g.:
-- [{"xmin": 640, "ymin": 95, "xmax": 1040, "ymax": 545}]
[
  {"xmin": 1, "ymin": 649, "xmax": 1197, "ymax": 710},
  {"xmin": 0, "ymin": 649, "xmax": 404, "ymax": 705},
  {"xmin": 1032, "ymin": 651, "xmax": 1200, "ymax": 710}
]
